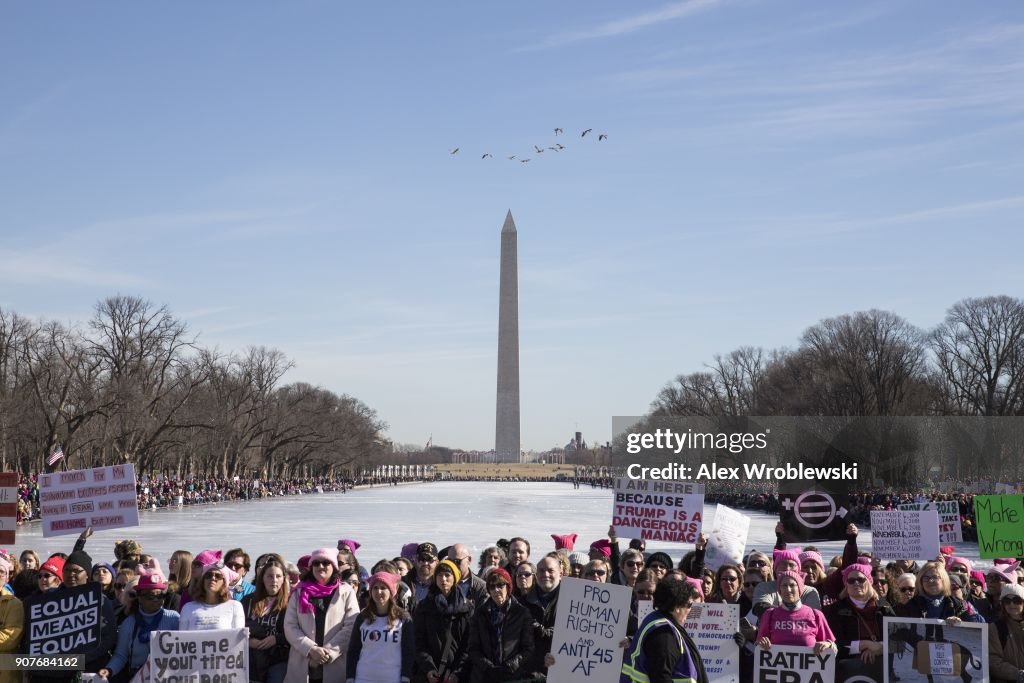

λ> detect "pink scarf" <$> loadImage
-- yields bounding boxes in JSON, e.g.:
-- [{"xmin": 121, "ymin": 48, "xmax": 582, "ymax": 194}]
[{"xmin": 297, "ymin": 579, "xmax": 338, "ymax": 614}]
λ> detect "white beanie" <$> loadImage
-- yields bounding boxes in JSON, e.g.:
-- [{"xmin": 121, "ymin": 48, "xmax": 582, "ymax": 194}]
[{"xmin": 1000, "ymin": 583, "xmax": 1024, "ymax": 601}]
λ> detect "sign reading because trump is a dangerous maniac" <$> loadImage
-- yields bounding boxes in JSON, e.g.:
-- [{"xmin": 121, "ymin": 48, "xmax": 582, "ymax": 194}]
[
  {"xmin": 612, "ymin": 478, "xmax": 703, "ymax": 544},
  {"xmin": 683, "ymin": 603, "xmax": 739, "ymax": 683},
  {"xmin": 24, "ymin": 584, "xmax": 102, "ymax": 655},
  {"xmin": 150, "ymin": 628, "xmax": 249, "ymax": 683},
  {"xmin": 39, "ymin": 464, "xmax": 139, "ymax": 537},
  {"xmin": 754, "ymin": 644, "xmax": 835, "ymax": 683},
  {"xmin": 899, "ymin": 500, "xmax": 963, "ymax": 544},
  {"xmin": 870, "ymin": 510, "xmax": 940, "ymax": 561},
  {"xmin": 549, "ymin": 577, "xmax": 631, "ymax": 683},
  {"xmin": 974, "ymin": 494, "xmax": 1024, "ymax": 559}
]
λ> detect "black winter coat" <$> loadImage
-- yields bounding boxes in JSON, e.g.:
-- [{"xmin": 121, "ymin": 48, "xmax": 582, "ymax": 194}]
[
  {"xmin": 413, "ymin": 588, "xmax": 474, "ymax": 682},
  {"xmin": 467, "ymin": 597, "xmax": 535, "ymax": 683}
]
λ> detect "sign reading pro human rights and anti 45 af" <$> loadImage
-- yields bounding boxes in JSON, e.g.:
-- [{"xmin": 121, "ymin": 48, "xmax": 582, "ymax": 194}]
[
  {"xmin": 39, "ymin": 464, "xmax": 139, "ymax": 537},
  {"xmin": 612, "ymin": 478, "xmax": 703, "ymax": 544}
]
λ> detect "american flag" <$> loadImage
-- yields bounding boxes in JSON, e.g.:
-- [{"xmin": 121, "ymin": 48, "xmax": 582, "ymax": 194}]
[{"xmin": 46, "ymin": 446, "xmax": 65, "ymax": 467}]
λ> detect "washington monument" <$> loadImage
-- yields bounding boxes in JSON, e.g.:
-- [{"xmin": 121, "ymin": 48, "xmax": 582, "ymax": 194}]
[{"xmin": 495, "ymin": 210, "xmax": 521, "ymax": 462}]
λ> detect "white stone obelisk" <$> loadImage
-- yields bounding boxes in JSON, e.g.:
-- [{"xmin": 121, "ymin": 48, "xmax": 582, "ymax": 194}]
[{"xmin": 495, "ymin": 210, "xmax": 521, "ymax": 463}]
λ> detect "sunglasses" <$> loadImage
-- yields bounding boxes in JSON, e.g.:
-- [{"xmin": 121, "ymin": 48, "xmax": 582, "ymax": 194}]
[
  {"xmin": 227, "ymin": 563, "xmax": 246, "ymax": 571},
  {"xmin": 585, "ymin": 569, "xmax": 607, "ymax": 577},
  {"xmin": 743, "ymin": 581, "xmax": 760, "ymax": 588},
  {"xmin": 625, "ymin": 561, "xmax": 644, "ymax": 568},
  {"xmin": 137, "ymin": 592, "xmax": 166, "ymax": 600},
  {"xmin": 648, "ymin": 564, "xmax": 667, "ymax": 572},
  {"xmin": 874, "ymin": 579, "xmax": 888, "ymax": 585},
  {"xmin": 846, "ymin": 577, "xmax": 868, "ymax": 585},
  {"xmin": 720, "ymin": 576, "xmax": 739, "ymax": 583},
  {"xmin": 1003, "ymin": 597, "xmax": 1024, "ymax": 605},
  {"xmin": 311, "ymin": 560, "xmax": 333, "ymax": 568},
  {"xmin": 516, "ymin": 572, "xmax": 534, "ymax": 579},
  {"xmin": 899, "ymin": 587, "xmax": 915, "ymax": 593},
  {"xmin": 747, "ymin": 560, "xmax": 767, "ymax": 567}
]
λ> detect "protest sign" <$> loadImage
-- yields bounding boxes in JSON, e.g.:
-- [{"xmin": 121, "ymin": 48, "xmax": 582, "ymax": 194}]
[
  {"xmin": 754, "ymin": 644, "xmax": 835, "ymax": 683},
  {"xmin": 779, "ymin": 486, "xmax": 850, "ymax": 542},
  {"xmin": 636, "ymin": 599, "xmax": 653, "ymax": 626},
  {"xmin": 898, "ymin": 501, "xmax": 963, "ymax": 544},
  {"xmin": 39, "ymin": 464, "xmax": 139, "ymax": 537},
  {"xmin": 0, "ymin": 472, "xmax": 18, "ymax": 544},
  {"xmin": 973, "ymin": 494, "xmax": 1024, "ymax": 559},
  {"xmin": 549, "ymin": 577, "xmax": 631, "ymax": 683},
  {"xmin": 870, "ymin": 510, "xmax": 940, "ymax": 561},
  {"xmin": 683, "ymin": 603, "xmax": 739, "ymax": 683},
  {"xmin": 704, "ymin": 504, "xmax": 751, "ymax": 570},
  {"xmin": 884, "ymin": 616, "xmax": 987, "ymax": 683},
  {"xmin": 150, "ymin": 628, "xmax": 249, "ymax": 683},
  {"xmin": 612, "ymin": 478, "xmax": 703, "ymax": 543},
  {"xmin": 23, "ymin": 584, "xmax": 102, "ymax": 655}
]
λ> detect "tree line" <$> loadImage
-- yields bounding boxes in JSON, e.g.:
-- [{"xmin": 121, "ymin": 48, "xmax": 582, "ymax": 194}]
[
  {"xmin": 0, "ymin": 296, "xmax": 387, "ymax": 478},
  {"xmin": 641, "ymin": 296, "xmax": 1024, "ymax": 484}
]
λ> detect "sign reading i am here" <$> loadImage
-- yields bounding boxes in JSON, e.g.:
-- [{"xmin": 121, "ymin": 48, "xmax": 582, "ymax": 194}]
[
  {"xmin": 973, "ymin": 494, "xmax": 1024, "ymax": 559},
  {"xmin": 898, "ymin": 500, "xmax": 963, "ymax": 543},
  {"xmin": 39, "ymin": 464, "xmax": 140, "ymax": 537},
  {"xmin": 612, "ymin": 478, "xmax": 703, "ymax": 544},
  {"xmin": 870, "ymin": 510, "xmax": 940, "ymax": 561}
]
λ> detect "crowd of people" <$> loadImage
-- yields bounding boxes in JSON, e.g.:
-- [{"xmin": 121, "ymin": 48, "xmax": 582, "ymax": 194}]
[{"xmin": 0, "ymin": 521, "xmax": 1022, "ymax": 683}]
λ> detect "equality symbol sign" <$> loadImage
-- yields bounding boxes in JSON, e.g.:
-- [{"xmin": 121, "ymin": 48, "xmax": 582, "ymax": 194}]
[{"xmin": 780, "ymin": 487, "xmax": 850, "ymax": 542}]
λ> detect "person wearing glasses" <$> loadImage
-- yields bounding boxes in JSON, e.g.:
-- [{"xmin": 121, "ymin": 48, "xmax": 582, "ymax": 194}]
[
  {"xmin": 224, "ymin": 548, "xmax": 256, "ymax": 602},
  {"xmin": 645, "ymin": 552, "xmax": 674, "ymax": 583},
  {"xmin": 413, "ymin": 560, "xmax": 473, "ymax": 683},
  {"xmin": 618, "ymin": 549, "xmax": 645, "ymax": 588},
  {"xmin": 621, "ymin": 577, "xmax": 708, "ymax": 683},
  {"xmin": 521, "ymin": 555, "xmax": 562, "ymax": 678},
  {"xmin": 467, "ymin": 568, "xmax": 534, "ymax": 683},
  {"xmin": 406, "ymin": 543, "xmax": 441, "ymax": 606},
  {"xmin": 512, "ymin": 562, "xmax": 536, "ymax": 600},
  {"xmin": 824, "ymin": 563, "xmax": 895, "ymax": 681},
  {"xmin": 449, "ymin": 544, "xmax": 486, "ymax": 608},
  {"xmin": 891, "ymin": 573, "xmax": 916, "ymax": 607},
  {"xmin": 283, "ymin": 547, "xmax": 360, "ymax": 683},
  {"xmin": 582, "ymin": 560, "xmax": 609, "ymax": 583},
  {"xmin": 180, "ymin": 549, "xmax": 223, "ymax": 609},
  {"xmin": 989, "ymin": 583, "xmax": 1024, "ymax": 682},
  {"xmin": 756, "ymin": 570, "xmax": 835, "ymax": 655},
  {"xmin": 894, "ymin": 560, "xmax": 982, "ymax": 648},
  {"xmin": 627, "ymin": 569, "xmax": 659, "ymax": 639},
  {"xmin": 179, "ymin": 562, "xmax": 245, "ymax": 630},
  {"xmin": 744, "ymin": 552, "xmax": 773, "ymax": 582},
  {"xmin": 98, "ymin": 571, "xmax": 179, "ymax": 683}
]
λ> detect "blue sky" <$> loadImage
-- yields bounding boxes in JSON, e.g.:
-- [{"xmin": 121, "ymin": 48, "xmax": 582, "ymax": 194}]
[{"xmin": 3, "ymin": 1, "xmax": 1022, "ymax": 452}]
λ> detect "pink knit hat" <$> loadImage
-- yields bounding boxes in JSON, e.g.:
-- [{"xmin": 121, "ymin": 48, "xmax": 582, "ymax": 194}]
[
  {"xmin": 994, "ymin": 558, "xmax": 1018, "ymax": 566},
  {"xmin": 0, "ymin": 557, "xmax": 12, "ymax": 574},
  {"xmin": 987, "ymin": 561, "xmax": 1020, "ymax": 584},
  {"xmin": 773, "ymin": 549, "xmax": 802, "ymax": 573},
  {"xmin": 589, "ymin": 539, "xmax": 612, "ymax": 558},
  {"xmin": 203, "ymin": 561, "xmax": 237, "ymax": 585},
  {"xmin": 552, "ymin": 533, "xmax": 578, "ymax": 551},
  {"xmin": 337, "ymin": 539, "xmax": 361, "ymax": 553},
  {"xmin": 947, "ymin": 557, "xmax": 973, "ymax": 573},
  {"xmin": 799, "ymin": 551, "xmax": 824, "ymax": 570},
  {"xmin": 309, "ymin": 547, "xmax": 338, "ymax": 570},
  {"xmin": 369, "ymin": 571, "xmax": 399, "ymax": 596},
  {"xmin": 194, "ymin": 549, "xmax": 223, "ymax": 566},
  {"xmin": 842, "ymin": 563, "xmax": 873, "ymax": 584},
  {"xmin": 969, "ymin": 570, "xmax": 986, "ymax": 586},
  {"xmin": 684, "ymin": 576, "xmax": 705, "ymax": 598},
  {"xmin": 776, "ymin": 570, "xmax": 805, "ymax": 594}
]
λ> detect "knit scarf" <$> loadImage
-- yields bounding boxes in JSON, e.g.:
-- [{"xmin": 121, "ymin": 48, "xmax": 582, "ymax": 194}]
[
  {"xmin": 297, "ymin": 580, "xmax": 338, "ymax": 614},
  {"xmin": 433, "ymin": 588, "xmax": 471, "ymax": 617},
  {"xmin": 136, "ymin": 607, "xmax": 163, "ymax": 644}
]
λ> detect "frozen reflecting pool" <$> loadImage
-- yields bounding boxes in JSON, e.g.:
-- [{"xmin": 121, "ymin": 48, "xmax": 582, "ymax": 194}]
[{"xmin": 11, "ymin": 481, "xmax": 984, "ymax": 570}]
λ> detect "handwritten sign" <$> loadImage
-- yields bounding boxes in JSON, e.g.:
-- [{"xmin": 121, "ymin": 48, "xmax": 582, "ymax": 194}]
[
  {"xmin": 898, "ymin": 500, "xmax": 963, "ymax": 543},
  {"xmin": 23, "ymin": 584, "xmax": 102, "ymax": 655},
  {"xmin": 150, "ymin": 628, "xmax": 249, "ymax": 682},
  {"xmin": 884, "ymin": 616, "xmax": 988, "ymax": 682},
  {"xmin": 549, "ymin": 577, "xmax": 631, "ymax": 683},
  {"xmin": 683, "ymin": 603, "xmax": 739, "ymax": 683},
  {"xmin": 869, "ymin": 510, "xmax": 940, "ymax": 561},
  {"xmin": 973, "ymin": 495, "xmax": 1024, "ymax": 559},
  {"xmin": 704, "ymin": 504, "xmax": 750, "ymax": 570},
  {"xmin": 754, "ymin": 644, "xmax": 834, "ymax": 683},
  {"xmin": 0, "ymin": 472, "xmax": 18, "ymax": 544},
  {"xmin": 39, "ymin": 464, "xmax": 139, "ymax": 537},
  {"xmin": 612, "ymin": 478, "xmax": 703, "ymax": 543}
]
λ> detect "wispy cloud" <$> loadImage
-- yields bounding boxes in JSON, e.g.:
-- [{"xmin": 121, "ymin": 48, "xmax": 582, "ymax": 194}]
[
  {"xmin": 517, "ymin": 0, "xmax": 724, "ymax": 51},
  {"xmin": 0, "ymin": 248, "xmax": 146, "ymax": 288}
]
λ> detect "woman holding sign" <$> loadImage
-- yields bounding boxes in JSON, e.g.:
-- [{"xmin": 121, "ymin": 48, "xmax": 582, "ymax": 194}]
[
  {"xmin": 98, "ymin": 572, "xmax": 180, "ymax": 683},
  {"xmin": 621, "ymin": 576, "xmax": 708, "ymax": 683},
  {"xmin": 755, "ymin": 571, "xmax": 835, "ymax": 653}
]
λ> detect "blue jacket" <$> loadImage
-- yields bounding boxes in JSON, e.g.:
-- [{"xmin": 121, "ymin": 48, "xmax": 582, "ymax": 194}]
[{"xmin": 106, "ymin": 608, "xmax": 180, "ymax": 675}]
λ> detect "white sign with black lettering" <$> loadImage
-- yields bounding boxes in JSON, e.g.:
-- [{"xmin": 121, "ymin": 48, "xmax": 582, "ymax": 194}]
[{"xmin": 549, "ymin": 577, "xmax": 631, "ymax": 683}]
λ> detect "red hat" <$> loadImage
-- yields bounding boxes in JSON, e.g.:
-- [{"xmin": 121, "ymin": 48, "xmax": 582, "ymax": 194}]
[
  {"xmin": 589, "ymin": 539, "xmax": 612, "ymax": 558},
  {"xmin": 40, "ymin": 555, "xmax": 65, "ymax": 579},
  {"xmin": 487, "ymin": 568, "xmax": 512, "ymax": 587},
  {"xmin": 552, "ymin": 533, "xmax": 578, "ymax": 551}
]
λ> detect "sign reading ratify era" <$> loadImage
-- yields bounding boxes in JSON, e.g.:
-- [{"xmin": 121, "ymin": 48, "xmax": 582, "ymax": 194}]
[
  {"xmin": 612, "ymin": 478, "xmax": 703, "ymax": 543},
  {"xmin": 39, "ymin": 464, "xmax": 139, "ymax": 537},
  {"xmin": 753, "ymin": 644, "xmax": 835, "ymax": 683}
]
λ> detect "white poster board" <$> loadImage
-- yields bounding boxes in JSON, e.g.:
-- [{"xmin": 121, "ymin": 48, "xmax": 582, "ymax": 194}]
[
  {"xmin": 869, "ymin": 510, "xmax": 940, "ymax": 561},
  {"xmin": 149, "ymin": 628, "xmax": 249, "ymax": 682},
  {"xmin": 549, "ymin": 577, "xmax": 631, "ymax": 683},
  {"xmin": 683, "ymin": 603, "xmax": 739, "ymax": 683},
  {"xmin": 612, "ymin": 478, "xmax": 703, "ymax": 544},
  {"xmin": 754, "ymin": 644, "xmax": 835, "ymax": 683},
  {"xmin": 39, "ymin": 464, "xmax": 139, "ymax": 536},
  {"xmin": 898, "ymin": 501, "xmax": 963, "ymax": 544},
  {"xmin": 704, "ymin": 504, "xmax": 751, "ymax": 570},
  {"xmin": 883, "ymin": 617, "xmax": 987, "ymax": 683}
]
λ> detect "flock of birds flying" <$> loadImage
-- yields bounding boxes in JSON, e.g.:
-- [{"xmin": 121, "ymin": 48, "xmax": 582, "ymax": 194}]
[{"xmin": 449, "ymin": 127, "xmax": 607, "ymax": 163}]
